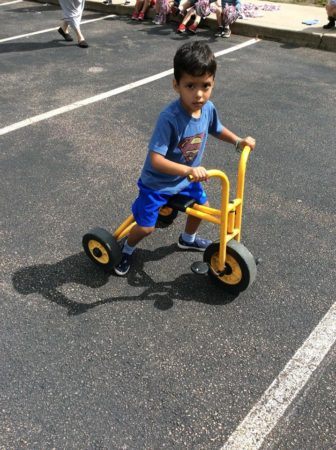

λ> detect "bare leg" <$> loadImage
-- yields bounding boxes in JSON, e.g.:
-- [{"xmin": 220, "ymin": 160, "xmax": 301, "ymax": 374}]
[
  {"xmin": 215, "ymin": 4, "xmax": 222, "ymax": 27},
  {"xmin": 181, "ymin": 8, "xmax": 196, "ymax": 26},
  {"xmin": 193, "ymin": 14, "xmax": 201, "ymax": 27},
  {"xmin": 326, "ymin": 4, "xmax": 336, "ymax": 17},
  {"xmin": 126, "ymin": 224, "xmax": 155, "ymax": 247},
  {"xmin": 61, "ymin": 20, "xmax": 70, "ymax": 33},
  {"xmin": 141, "ymin": 0, "xmax": 150, "ymax": 13},
  {"xmin": 179, "ymin": 0, "xmax": 191, "ymax": 14},
  {"xmin": 74, "ymin": 27, "xmax": 85, "ymax": 43},
  {"xmin": 184, "ymin": 201, "xmax": 209, "ymax": 234},
  {"xmin": 134, "ymin": 0, "xmax": 143, "ymax": 13}
]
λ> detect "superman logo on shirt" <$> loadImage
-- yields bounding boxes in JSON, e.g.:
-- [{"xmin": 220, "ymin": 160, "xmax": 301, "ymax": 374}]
[{"xmin": 178, "ymin": 133, "xmax": 204, "ymax": 163}]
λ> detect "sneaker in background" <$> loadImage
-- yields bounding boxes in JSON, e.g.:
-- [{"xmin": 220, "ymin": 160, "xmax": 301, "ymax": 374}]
[
  {"xmin": 138, "ymin": 11, "xmax": 145, "ymax": 20},
  {"xmin": 177, "ymin": 23, "xmax": 186, "ymax": 33},
  {"xmin": 214, "ymin": 26, "xmax": 224, "ymax": 37},
  {"xmin": 188, "ymin": 23, "xmax": 198, "ymax": 34},
  {"xmin": 152, "ymin": 14, "xmax": 162, "ymax": 24},
  {"xmin": 222, "ymin": 27, "xmax": 231, "ymax": 38}
]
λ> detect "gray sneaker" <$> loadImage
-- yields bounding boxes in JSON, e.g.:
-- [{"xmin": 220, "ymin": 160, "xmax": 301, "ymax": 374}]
[
  {"xmin": 222, "ymin": 27, "xmax": 231, "ymax": 38},
  {"xmin": 178, "ymin": 234, "xmax": 212, "ymax": 252},
  {"xmin": 152, "ymin": 14, "xmax": 162, "ymax": 25},
  {"xmin": 214, "ymin": 27, "xmax": 224, "ymax": 37}
]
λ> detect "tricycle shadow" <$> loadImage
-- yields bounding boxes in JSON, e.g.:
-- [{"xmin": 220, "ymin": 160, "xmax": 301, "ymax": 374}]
[{"xmin": 12, "ymin": 244, "xmax": 237, "ymax": 316}]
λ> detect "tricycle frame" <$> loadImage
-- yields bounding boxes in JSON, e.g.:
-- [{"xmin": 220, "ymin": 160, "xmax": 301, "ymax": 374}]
[{"xmin": 112, "ymin": 146, "xmax": 251, "ymax": 274}]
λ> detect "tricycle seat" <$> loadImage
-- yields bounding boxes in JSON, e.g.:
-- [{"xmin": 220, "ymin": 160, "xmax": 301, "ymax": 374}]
[{"xmin": 166, "ymin": 194, "xmax": 196, "ymax": 212}]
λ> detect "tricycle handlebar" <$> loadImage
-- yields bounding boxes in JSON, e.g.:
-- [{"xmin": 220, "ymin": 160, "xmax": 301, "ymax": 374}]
[{"xmin": 187, "ymin": 145, "xmax": 251, "ymax": 182}]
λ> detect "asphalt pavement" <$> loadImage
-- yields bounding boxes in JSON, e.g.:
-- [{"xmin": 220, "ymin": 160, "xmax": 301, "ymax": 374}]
[
  {"xmin": 1, "ymin": 2, "xmax": 336, "ymax": 449},
  {"xmin": 34, "ymin": 0, "xmax": 336, "ymax": 52}
]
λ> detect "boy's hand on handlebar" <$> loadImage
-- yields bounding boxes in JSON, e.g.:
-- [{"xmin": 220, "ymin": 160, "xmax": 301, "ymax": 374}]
[
  {"xmin": 238, "ymin": 136, "xmax": 256, "ymax": 151},
  {"xmin": 187, "ymin": 166, "xmax": 208, "ymax": 182}
]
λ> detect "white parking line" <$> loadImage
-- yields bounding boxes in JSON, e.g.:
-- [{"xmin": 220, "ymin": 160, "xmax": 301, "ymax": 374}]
[
  {"xmin": 0, "ymin": 38, "xmax": 259, "ymax": 136},
  {"xmin": 0, "ymin": 0, "xmax": 22, "ymax": 5},
  {"xmin": 221, "ymin": 301, "xmax": 336, "ymax": 450},
  {"xmin": 0, "ymin": 14, "xmax": 116, "ymax": 43}
]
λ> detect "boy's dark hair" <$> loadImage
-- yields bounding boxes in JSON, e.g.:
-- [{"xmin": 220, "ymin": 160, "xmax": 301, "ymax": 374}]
[{"xmin": 174, "ymin": 41, "xmax": 217, "ymax": 83}]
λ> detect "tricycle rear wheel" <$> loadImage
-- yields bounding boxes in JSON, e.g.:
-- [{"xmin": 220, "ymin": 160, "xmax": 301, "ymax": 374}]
[
  {"xmin": 204, "ymin": 240, "xmax": 257, "ymax": 294},
  {"xmin": 82, "ymin": 227, "xmax": 122, "ymax": 271}
]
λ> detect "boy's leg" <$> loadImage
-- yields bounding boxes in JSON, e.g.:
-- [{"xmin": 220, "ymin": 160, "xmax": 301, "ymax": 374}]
[
  {"xmin": 127, "ymin": 224, "xmax": 155, "ymax": 247},
  {"xmin": 177, "ymin": 182, "xmax": 211, "ymax": 251},
  {"xmin": 178, "ymin": 201, "xmax": 212, "ymax": 251},
  {"xmin": 114, "ymin": 224, "xmax": 155, "ymax": 276},
  {"xmin": 184, "ymin": 201, "xmax": 209, "ymax": 234},
  {"xmin": 115, "ymin": 182, "xmax": 167, "ymax": 276}
]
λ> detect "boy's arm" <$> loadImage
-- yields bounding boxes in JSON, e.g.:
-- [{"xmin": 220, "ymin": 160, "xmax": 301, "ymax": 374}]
[
  {"xmin": 217, "ymin": 127, "xmax": 256, "ymax": 151},
  {"xmin": 150, "ymin": 151, "xmax": 208, "ymax": 182}
]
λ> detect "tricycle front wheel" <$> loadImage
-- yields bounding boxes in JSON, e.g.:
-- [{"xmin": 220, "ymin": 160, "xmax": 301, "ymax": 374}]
[
  {"xmin": 204, "ymin": 240, "xmax": 257, "ymax": 294},
  {"xmin": 82, "ymin": 227, "xmax": 122, "ymax": 271}
]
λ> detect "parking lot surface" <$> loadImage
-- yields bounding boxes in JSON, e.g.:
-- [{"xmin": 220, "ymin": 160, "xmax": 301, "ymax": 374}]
[{"xmin": 1, "ymin": 2, "xmax": 335, "ymax": 449}]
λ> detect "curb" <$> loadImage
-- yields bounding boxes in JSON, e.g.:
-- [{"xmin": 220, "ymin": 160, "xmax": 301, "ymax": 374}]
[{"xmin": 34, "ymin": 0, "xmax": 335, "ymax": 52}]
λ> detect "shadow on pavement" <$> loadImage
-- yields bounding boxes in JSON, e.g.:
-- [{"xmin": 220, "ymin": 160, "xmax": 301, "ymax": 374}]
[
  {"xmin": 8, "ymin": 5, "xmax": 60, "ymax": 13},
  {"xmin": 12, "ymin": 244, "xmax": 237, "ymax": 316},
  {"xmin": 0, "ymin": 40, "xmax": 71, "ymax": 53}
]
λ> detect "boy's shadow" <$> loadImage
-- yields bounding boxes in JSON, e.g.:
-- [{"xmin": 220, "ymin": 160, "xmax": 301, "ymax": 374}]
[{"xmin": 12, "ymin": 244, "xmax": 236, "ymax": 316}]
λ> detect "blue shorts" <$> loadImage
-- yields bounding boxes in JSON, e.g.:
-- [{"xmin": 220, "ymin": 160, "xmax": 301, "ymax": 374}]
[{"xmin": 132, "ymin": 179, "xmax": 208, "ymax": 227}]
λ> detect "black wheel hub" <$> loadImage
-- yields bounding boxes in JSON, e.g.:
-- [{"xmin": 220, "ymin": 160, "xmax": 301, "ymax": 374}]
[
  {"xmin": 93, "ymin": 247, "xmax": 103, "ymax": 258},
  {"xmin": 224, "ymin": 264, "xmax": 233, "ymax": 275}
]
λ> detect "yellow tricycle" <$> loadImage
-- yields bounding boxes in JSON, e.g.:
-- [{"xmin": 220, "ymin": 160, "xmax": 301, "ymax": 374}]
[{"xmin": 82, "ymin": 146, "xmax": 257, "ymax": 294}]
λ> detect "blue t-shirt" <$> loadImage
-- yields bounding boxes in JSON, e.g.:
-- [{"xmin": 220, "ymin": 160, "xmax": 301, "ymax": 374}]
[{"xmin": 140, "ymin": 99, "xmax": 224, "ymax": 195}]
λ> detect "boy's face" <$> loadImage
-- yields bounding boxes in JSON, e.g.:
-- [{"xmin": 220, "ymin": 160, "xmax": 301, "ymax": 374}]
[{"xmin": 173, "ymin": 72, "xmax": 215, "ymax": 118}]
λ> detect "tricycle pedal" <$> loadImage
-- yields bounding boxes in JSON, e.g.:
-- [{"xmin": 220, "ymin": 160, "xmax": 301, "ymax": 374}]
[{"xmin": 191, "ymin": 261, "xmax": 209, "ymax": 275}]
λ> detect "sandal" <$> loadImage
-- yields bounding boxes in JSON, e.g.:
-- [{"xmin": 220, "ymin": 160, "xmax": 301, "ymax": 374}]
[
  {"xmin": 58, "ymin": 27, "xmax": 73, "ymax": 42},
  {"xmin": 78, "ymin": 40, "xmax": 89, "ymax": 48}
]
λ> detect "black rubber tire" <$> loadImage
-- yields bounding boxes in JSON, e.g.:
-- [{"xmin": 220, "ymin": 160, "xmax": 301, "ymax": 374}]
[
  {"xmin": 82, "ymin": 227, "xmax": 122, "ymax": 271},
  {"xmin": 204, "ymin": 240, "xmax": 257, "ymax": 294},
  {"xmin": 156, "ymin": 207, "xmax": 178, "ymax": 228}
]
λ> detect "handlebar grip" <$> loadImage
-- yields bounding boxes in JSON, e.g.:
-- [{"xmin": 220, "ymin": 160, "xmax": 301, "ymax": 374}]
[{"xmin": 187, "ymin": 173, "xmax": 208, "ymax": 182}]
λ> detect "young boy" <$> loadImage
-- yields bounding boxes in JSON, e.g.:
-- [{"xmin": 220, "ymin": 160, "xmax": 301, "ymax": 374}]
[{"xmin": 115, "ymin": 41, "xmax": 255, "ymax": 276}]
